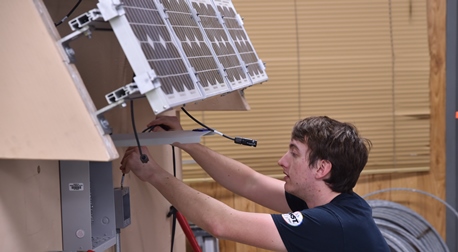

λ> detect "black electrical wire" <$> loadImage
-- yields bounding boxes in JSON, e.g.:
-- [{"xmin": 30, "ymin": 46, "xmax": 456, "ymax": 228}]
[
  {"xmin": 167, "ymin": 205, "xmax": 178, "ymax": 252},
  {"xmin": 181, "ymin": 107, "xmax": 234, "ymax": 141},
  {"xmin": 166, "ymin": 146, "xmax": 178, "ymax": 252},
  {"xmin": 142, "ymin": 125, "xmax": 156, "ymax": 133},
  {"xmin": 171, "ymin": 146, "xmax": 176, "ymax": 177},
  {"xmin": 181, "ymin": 106, "xmax": 257, "ymax": 147},
  {"xmin": 54, "ymin": 0, "xmax": 83, "ymax": 27},
  {"xmin": 130, "ymin": 99, "xmax": 149, "ymax": 163}
]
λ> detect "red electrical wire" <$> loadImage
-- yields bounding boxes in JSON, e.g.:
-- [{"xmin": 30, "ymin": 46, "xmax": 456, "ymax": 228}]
[{"xmin": 176, "ymin": 211, "xmax": 202, "ymax": 252}]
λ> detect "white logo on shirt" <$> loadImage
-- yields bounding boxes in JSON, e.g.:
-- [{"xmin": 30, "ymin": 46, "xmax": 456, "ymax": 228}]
[{"xmin": 281, "ymin": 211, "xmax": 303, "ymax": 226}]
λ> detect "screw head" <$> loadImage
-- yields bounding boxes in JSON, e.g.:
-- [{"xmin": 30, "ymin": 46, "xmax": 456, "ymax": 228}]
[{"xmin": 76, "ymin": 229, "xmax": 85, "ymax": 238}]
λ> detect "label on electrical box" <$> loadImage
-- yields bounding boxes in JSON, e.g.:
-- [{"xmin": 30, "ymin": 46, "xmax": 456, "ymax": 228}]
[{"xmin": 69, "ymin": 183, "xmax": 84, "ymax": 191}]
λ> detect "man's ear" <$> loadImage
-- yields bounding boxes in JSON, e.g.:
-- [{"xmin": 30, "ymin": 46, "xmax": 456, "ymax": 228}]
[{"xmin": 315, "ymin": 159, "xmax": 332, "ymax": 179}]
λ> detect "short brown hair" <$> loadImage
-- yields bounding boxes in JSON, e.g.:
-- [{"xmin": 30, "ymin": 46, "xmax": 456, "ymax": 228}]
[{"xmin": 291, "ymin": 116, "xmax": 372, "ymax": 193}]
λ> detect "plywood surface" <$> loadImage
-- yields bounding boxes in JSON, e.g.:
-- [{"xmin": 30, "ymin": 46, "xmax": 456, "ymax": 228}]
[
  {"xmin": 0, "ymin": 0, "xmax": 117, "ymax": 161},
  {"xmin": 0, "ymin": 160, "xmax": 62, "ymax": 252}
]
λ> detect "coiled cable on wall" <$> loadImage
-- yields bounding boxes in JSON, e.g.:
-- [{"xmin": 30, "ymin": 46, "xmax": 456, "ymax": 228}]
[{"xmin": 363, "ymin": 188, "xmax": 456, "ymax": 252}]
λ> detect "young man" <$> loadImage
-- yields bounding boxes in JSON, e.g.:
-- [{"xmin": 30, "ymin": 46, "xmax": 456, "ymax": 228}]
[{"xmin": 120, "ymin": 115, "xmax": 389, "ymax": 251}]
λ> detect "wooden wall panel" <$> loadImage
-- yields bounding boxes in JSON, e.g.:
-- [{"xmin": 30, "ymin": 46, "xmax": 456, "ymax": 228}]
[
  {"xmin": 0, "ymin": 160, "xmax": 62, "ymax": 252},
  {"xmin": 0, "ymin": 0, "xmax": 118, "ymax": 161},
  {"xmin": 0, "ymin": 0, "xmax": 185, "ymax": 251}
]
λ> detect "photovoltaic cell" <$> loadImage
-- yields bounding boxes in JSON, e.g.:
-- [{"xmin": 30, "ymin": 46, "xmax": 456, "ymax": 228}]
[
  {"xmin": 161, "ymin": 0, "xmax": 230, "ymax": 97},
  {"xmin": 190, "ymin": 0, "xmax": 252, "ymax": 90},
  {"xmin": 123, "ymin": 0, "xmax": 202, "ymax": 102},
  {"xmin": 213, "ymin": 0, "xmax": 268, "ymax": 84}
]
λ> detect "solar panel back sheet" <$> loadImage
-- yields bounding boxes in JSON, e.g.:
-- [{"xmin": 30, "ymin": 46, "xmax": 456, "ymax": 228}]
[{"xmin": 98, "ymin": 0, "xmax": 267, "ymax": 114}]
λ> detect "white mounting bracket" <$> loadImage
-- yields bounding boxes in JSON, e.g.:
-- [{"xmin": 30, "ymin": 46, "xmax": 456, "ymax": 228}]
[
  {"xmin": 133, "ymin": 69, "xmax": 161, "ymax": 94},
  {"xmin": 58, "ymin": 26, "xmax": 91, "ymax": 63},
  {"xmin": 105, "ymin": 83, "xmax": 141, "ymax": 105},
  {"xmin": 156, "ymin": 0, "xmax": 170, "ymax": 20},
  {"xmin": 58, "ymin": 8, "xmax": 109, "ymax": 63},
  {"xmin": 257, "ymin": 59, "xmax": 266, "ymax": 72},
  {"xmin": 97, "ymin": 0, "xmax": 125, "ymax": 21},
  {"xmin": 191, "ymin": 8, "xmax": 201, "ymax": 23},
  {"xmin": 216, "ymin": 11, "xmax": 225, "ymax": 25},
  {"xmin": 235, "ymin": 14, "xmax": 244, "ymax": 27},
  {"xmin": 218, "ymin": 63, "xmax": 232, "ymax": 90},
  {"xmin": 69, "ymin": 8, "xmax": 104, "ymax": 31}
]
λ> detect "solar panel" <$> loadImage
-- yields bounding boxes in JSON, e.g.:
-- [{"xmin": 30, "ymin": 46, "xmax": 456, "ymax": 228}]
[
  {"xmin": 101, "ymin": 0, "xmax": 202, "ymax": 113},
  {"xmin": 96, "ymin": 0, "xmax": 267, "ymax": 114},
  {"xmin": 213, "ymin": 0, "xmax": 268, "ymax": 84},
  {"xmin": 159, "ymin": 0, "xmax": 230, "ymax": 97},
  {"xmin": 190, "ymin": 0, "xmax": 252, "ymax": 90}
]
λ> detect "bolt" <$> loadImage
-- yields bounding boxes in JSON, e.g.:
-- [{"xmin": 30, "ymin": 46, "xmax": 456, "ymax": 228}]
[
  {"xmin": 65, "ymin": 47, "xmax": 75, "ymax": 57},
  {"xmin": 100, "ymin": 119, "xmax": 108, "ymax": 127}
]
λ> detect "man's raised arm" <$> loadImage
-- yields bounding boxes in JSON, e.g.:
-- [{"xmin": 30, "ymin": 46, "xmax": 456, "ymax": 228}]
[{"xmin": 147, "ymin": 116, "xmax": 291, "ymax": 213}]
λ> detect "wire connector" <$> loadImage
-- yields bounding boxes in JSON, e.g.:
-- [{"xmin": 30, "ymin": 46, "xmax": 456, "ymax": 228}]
[
  {"xmin": 234, "ymin": 137, "xmax": 257, "ymax": 147},
  {"xmin": 140, "ymin": 154, "xmax": 149, "ymax": 163}
]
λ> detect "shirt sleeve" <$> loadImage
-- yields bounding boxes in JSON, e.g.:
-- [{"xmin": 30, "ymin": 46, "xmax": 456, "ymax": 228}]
[{"xmin": 285, "ymin": 191, "xmax": 308, "ymax": 211}]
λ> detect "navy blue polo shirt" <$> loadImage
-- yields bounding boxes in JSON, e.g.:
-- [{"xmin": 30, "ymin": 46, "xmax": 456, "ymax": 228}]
[{"xmin": 271, "ymin": 192, "xmax": 389, "ymax": 252}]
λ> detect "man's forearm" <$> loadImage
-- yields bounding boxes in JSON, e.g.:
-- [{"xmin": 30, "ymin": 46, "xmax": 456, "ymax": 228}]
[
  {"xmin": 176, "ymin": 142, "xmax": 290, "ymax": 213},
  {"xmin": 176, "ymin": 142, "xmax": 259, "ymax": 195},
  {"xmin": 146, "ymin": 165, "xmax": 232, "ymax": 236},
  {"xmin": 147, "ymin": 166, "xmax": 286, "ymax": 251}
]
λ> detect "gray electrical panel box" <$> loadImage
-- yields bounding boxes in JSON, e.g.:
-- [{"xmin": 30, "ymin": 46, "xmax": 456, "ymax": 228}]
[
  {"xmin": 59, "ymin": 161, "xmax": 116, "ymax": 252},
  {"xmin": 114, "ymin": 187, "xmax": 131, "ymax": 229}
]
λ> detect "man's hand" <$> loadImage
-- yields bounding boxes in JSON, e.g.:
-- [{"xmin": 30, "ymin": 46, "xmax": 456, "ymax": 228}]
[
  {"xmin": 120, "ymin": 146, "xmax": 157, "ymax": 181},
  {"xmin": 147, "ymin": 116, "xmax": 183, "ymax": 132}
]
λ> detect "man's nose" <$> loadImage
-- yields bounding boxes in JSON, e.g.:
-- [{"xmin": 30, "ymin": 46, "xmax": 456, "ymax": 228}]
[{"xmin": 277, "ymin": 152, "xmax": 288, "ymax": 168}]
